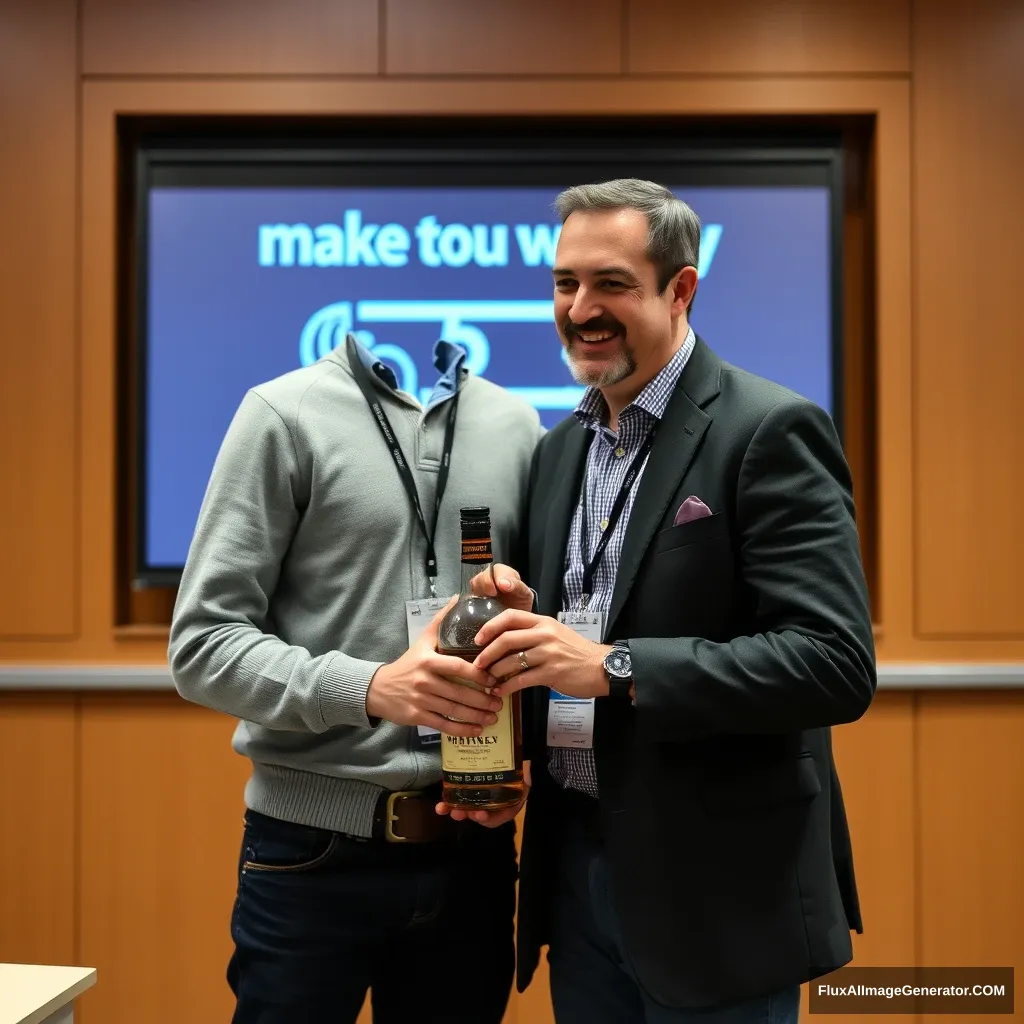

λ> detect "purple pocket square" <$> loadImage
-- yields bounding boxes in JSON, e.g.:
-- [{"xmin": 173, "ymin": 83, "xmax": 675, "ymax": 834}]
[{"xmin": 674, "ymin": 495, "xmax": 713, "ymax": 526}]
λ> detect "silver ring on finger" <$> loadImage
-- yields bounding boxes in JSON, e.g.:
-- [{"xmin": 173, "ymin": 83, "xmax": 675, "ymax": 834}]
[{"xmin": 518, "ymin": 650, "xmax": 530, "ymax": 673}]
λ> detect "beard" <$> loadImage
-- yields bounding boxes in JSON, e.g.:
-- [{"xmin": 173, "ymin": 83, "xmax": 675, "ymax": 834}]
[
  {"xmin": 566, "ymin": 346, "xmax": 637, "ymax": 387},
  {"xmin": 562, "ymin": 316, "xmax": 636, "ymax": 388}
]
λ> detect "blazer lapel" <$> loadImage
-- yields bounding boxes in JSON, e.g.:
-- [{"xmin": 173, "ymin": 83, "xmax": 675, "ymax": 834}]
[
  {"xmin": 537, "ymin": 425, "xmax": 590, "ymax": 616},
  {"xmin": 606, "ymin": 338, "xmax": 722, "ymax": 632}
]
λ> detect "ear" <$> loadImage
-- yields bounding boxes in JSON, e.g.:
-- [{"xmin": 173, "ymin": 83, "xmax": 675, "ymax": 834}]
[{"xmin": 670, "ymin": 266, "xmax": 698, "ymax": 315}]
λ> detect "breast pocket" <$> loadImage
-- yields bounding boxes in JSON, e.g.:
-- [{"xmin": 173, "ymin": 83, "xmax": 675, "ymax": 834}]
[
  {"xmin": 652, "ymin": 511, "xmax": 729, "ymax": 553},
  {"xmin": 635, "ymin": 512, "xmax": 735, "ymax": 637}
]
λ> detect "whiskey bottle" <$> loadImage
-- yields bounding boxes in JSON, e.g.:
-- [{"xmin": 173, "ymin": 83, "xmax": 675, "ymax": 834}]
[{"xmin": 437, "ymin": 506, "xmax": 525, "ymax": 811}]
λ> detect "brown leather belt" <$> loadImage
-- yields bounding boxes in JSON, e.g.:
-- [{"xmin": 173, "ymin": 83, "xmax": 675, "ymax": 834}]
[{"xmin": 370, "ymin": 786, "xmax": 463, "ymax": 843}]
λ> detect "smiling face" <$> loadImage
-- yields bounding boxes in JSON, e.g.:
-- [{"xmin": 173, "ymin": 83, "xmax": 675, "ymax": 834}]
[{"xmin": 552, "ymin": 207, "xmax": 695, "ymax": 408}]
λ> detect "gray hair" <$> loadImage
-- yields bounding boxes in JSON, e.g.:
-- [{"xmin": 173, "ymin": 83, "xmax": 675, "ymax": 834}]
[{"xmin": 554, "ymin": 178, "xmax": 701, "ymax": 305}]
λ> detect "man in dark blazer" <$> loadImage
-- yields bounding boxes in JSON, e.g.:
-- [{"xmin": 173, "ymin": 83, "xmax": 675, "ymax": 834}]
[{"xmin": 442, "ymin": 179, "xmax": 875, "ymax": 1023}]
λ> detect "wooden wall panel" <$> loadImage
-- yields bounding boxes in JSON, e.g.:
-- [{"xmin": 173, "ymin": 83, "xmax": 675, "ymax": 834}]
[
  {"xmin": 627, "ymin": 0, "xmax": 910, "ymax": 75},
  {"xmin": 0, "ymin": 0, "xmax": 78, "ymax": 639},
  {"xmin": 797, "ymin": 696, "xmax": 919, "ymax": 1024},
  {"xmin": 913, "ymin": 0, "xmax": 1024, "ymax": 638},
  {"xmin": 791, "ymin": 694, "xmax": 917, "ymax": 1024},
  {"xmin": 81, "ymin": 0, "xmax": 379, "ymax": 76},
  {"xmin": 385, "ymin": 0, "xmax": 623, "ymax": 75},
  {"xmin": 917, "ymin": 695, "xmax": 1024, "ymax": 976},
  {"xmin": 77, "ymin": 695, "xmax": 251, "ymax": 1024},
  {"xmin": 0, "ymin": 696, "xmax": 77, "ymax": 967},
  {"xmin": 865, "ymin": 71, "xmax": 914, "ymax": 659},
  {"xmin": 832, "ymin": 694, "xmax": 917, "ymax": 966}
]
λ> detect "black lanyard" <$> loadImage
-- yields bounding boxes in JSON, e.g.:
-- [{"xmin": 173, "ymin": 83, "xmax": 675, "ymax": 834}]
[
  {"xmin": 573, "ymin": 428, "xmax": 656, "ymax": 609},
  {"xmin": 347, "ymin": 335, "xmax": 458, "ymax": 597}
]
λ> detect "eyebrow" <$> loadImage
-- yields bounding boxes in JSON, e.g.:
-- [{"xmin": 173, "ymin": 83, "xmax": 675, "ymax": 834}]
[{"xmin": 551, "ymin": 265, "xmax": 638, "ymax": 281}]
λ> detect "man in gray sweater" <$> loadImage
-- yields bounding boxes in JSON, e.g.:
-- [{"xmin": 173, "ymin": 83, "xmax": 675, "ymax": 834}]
[{"xmin": 168, "ymin": 334, "xmax": 542, "ymax": 1024}]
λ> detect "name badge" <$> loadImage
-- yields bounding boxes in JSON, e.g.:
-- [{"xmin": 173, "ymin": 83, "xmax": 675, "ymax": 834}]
[
  {"xmin": 557, "ymin": 610, "xmax": 605, "ymax": 642},
  {"xmin": 547, "ymin": 611, "xmax": 606, "ymax": 749},
  {"xmin": 547, "ymin": 690, "xmax": 596, "ymax": 749},
  {"xmin": 406, "ymin": 598, "xmax": 450, "ymax": 745}
]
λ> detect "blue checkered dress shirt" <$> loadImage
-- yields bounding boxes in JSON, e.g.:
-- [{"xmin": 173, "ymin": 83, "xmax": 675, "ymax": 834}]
[{"xmin": 547, "ymin": 328, "xmax": 696, "ymax": 798}]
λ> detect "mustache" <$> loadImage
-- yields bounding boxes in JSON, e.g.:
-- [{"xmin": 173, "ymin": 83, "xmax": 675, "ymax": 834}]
[{"xmin": 563, "ymin": 316, "xmax": 624, "ymax": 337}]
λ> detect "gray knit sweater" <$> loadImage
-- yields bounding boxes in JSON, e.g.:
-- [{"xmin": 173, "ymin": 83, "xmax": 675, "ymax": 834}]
[{"xmin": 168, "ymin": 341, "xmax": 543, "ymax": 837}]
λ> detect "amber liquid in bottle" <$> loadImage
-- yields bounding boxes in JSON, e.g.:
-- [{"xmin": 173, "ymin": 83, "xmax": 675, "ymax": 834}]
[{"xmin": 437, "ymin": 506, "xmax": 525, "ymax": 811}]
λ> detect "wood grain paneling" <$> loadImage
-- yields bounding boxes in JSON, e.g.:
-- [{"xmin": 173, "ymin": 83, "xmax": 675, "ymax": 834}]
[
  {"xmin": 0, "ymin": 0, "xmax": 78, "ymax": 639},
  {"xmin": 77, "ymin": 75, "xmax": 127, "ymax": 654},
  {"xmin": 627, "ymin": 0, "xmax": 910, "ymax": 75},
  {"xmin": 918, "ymin": 694, "xmax": 1024, "ymax": 975},
  {"xmin": 798, "ymin": 694, "xmax": 918, "ymax": 1024},
  {"xmin": 870, "ymin": 71, "xmax": 915, "ymax": 661},
  {"xmin": 82, "ymin": 0, "xmax": 379, "ymax": 76},
  {"xmin": 77, "ymin": 695, "xmax": 251, "ymax": 1024},
  {"xmin": 385, "ymin": 0, "xmax": 623, "ymax": 75},
  {"xmin": 0, "ymin": 695, "xmax": 77, "ymax": 966},
  {"xmin": 81, "ymin": 75, "xmax": 911, "ymax": 124},
  {"xmin": 832, "ymin": 694, "xmax": 917, "ymax": 966},
  {"xmin": 913, "ymin": 0, "xmax": 1024, "ymax": 638}
]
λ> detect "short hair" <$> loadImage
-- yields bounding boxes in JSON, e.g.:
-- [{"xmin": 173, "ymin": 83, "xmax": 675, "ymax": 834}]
[{"xmin": 554, "ymin": 178, "xmax": 701, "ymax": 306}]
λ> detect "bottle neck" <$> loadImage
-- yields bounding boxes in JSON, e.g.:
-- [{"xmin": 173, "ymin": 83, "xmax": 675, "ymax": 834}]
[
  {"xmin": 458, "ymin": 531, "xmax": 493, "ymax": 594},
  {"xmin": 460, "ymin": 556, "xmax": 493, "ymax": 593}
]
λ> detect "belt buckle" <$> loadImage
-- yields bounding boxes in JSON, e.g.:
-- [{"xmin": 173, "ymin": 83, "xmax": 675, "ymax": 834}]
[{"xmin": 385, "ymin": 789, "xmax": 423, "ymax": 843}]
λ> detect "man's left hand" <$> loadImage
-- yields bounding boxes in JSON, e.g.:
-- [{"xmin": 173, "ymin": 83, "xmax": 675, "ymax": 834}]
[{"xmin": 473, "ymin": 609, "xmax": 613, "ymax": 699}]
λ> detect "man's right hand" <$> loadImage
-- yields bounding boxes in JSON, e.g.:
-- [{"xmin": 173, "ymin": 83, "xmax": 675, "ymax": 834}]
[
  {"xmin": 365, "ymin": 597, "xmax": 502, "ymax": 736},
  {"xmin": 435, "ymin": 760, "xmax": 532, "ymax": 828},
  {"xmin": 470, "ymin": 563, "xmax": 535, "ymax": 613}
]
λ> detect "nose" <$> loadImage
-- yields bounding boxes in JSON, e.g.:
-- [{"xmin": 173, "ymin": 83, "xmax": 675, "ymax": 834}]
[{"xmin": 567, "ymin": 285, "xmax": 604, "ymax": 326}]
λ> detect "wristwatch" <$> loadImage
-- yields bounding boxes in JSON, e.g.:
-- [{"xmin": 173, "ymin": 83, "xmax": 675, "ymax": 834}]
[{"xmin": 603, "ymin": 640, "xmax": 634, "ymax": 699}]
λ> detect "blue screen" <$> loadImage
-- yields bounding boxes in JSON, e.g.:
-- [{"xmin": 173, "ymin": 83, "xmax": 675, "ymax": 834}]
[{"xmin": 145, "ymin": 185, "xmax": 831, "ymax": 570}]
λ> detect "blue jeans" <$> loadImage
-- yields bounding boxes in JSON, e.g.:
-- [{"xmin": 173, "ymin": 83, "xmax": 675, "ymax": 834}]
[
  {"xmin": 228, "ymin": 808, "xmax": 517, "ymax": 1023},
  {"xmin": 548, "ymin": 817, "xmax": 801, "ymax": 1024}
]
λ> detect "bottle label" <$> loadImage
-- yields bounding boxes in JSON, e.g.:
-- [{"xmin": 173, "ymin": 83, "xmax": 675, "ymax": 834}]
[
  {"xmin": 441, "ymin": 680, "xmax": 516, "ymax": 783},
  {"xmin": 460, "ymin": 536, "xmax": 493, "ymax": 564}
]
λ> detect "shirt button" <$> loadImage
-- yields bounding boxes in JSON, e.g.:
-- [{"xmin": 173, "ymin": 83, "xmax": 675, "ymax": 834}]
[
  {"xmin": 614, "ymin": 446, "xmax": 626, "ymax": 458},
  {"xmin": 600, "ymin": 518, "xmax": 610, "ymax": 531}
]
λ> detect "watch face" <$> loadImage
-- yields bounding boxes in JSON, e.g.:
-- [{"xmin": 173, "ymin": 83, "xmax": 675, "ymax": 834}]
[{"xmin": 606, "ymin": 650, "xmax": 631, "ymax": 677}]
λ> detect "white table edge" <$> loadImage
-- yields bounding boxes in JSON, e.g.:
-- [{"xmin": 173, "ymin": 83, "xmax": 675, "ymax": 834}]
[{"xmin": 0, "ymin": 965, "xmax": 96, "ymax": 1024}]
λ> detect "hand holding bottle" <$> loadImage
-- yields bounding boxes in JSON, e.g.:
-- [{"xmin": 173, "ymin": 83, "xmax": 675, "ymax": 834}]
[
  {"xmin": 435, "ymin": 760, "xmax": 532, "ymax": 827},
  {"xmin": 469, "ymin": 562, "xmax": 535, "ymax": 613},
  {"xmin": 366, "ymin": 598, "xmax": 502, "ymax": 737}
]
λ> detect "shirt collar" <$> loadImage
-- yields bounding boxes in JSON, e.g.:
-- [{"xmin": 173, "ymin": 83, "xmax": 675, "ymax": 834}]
[
  {"xmin": 351, "ymin": 334, "xmax": 398, "ymax": 390},
  {"xmin": 425, "ymin": 339, "xmax": 467, "ymax": 410},
  {"xmin": 349, "ymin": 335, "xmax": 467, "ymax": 407},
  {"xmin": 574, "ymin": 326, "xmax": 697, "ymax": 430}
]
